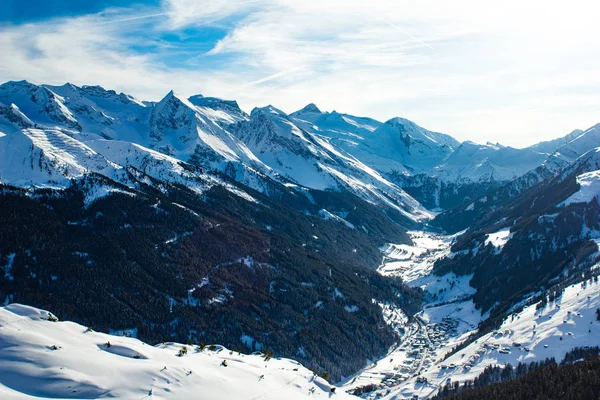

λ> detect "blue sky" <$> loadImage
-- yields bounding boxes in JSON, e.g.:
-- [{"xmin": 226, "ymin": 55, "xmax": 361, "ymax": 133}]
[
  {"xmin": 1, "ymin": 0, "xmax": 599, "ymax": 147},
  {"xmin": 0, "ymin": 0, "xmax": 160, "ymax": 23}
]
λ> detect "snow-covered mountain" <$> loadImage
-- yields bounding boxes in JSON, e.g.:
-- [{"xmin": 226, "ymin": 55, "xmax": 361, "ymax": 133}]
[
  {"xmin": 432, "ymin": 126, "xmax": 600, "ymax": 233},
  {"xmin": 2, "ymin": 80, "xmax": 598, "ymax": 218},
  {"xmin": 292, "ymin": 105, "xmax": 458, "ymax": 176},
  {"xmin": 0, "ymin": 304, "xmax": 355, "ymax": 400},
  {"xmin": 232, "ymin": 105, "xmax": 431, "ymax": 221},
  {"xmin": 3, "ymin": 79, "xmax": 600, "ymax": 399},
  {"xmin": 0, "ymin": 81, "xmax": 433, "ymax": 223},
  {"xmin": 432, "ymin": 141, "xmax": 547, "ymax": 183},
  {"xmin": 289, "ymin": 103, "xmax": 599, "ymax": 211},
  {"xmin": 530, "ymin": 124, "xmax": 600, "ymax": 157}
]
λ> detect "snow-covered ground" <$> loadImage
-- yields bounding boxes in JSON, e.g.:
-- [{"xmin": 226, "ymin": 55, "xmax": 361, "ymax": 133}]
[
  {"xmin": 378, "ymin": 231, "xmax": 457, "ymax": 283},
  {"xmin": 345, "ymin": 231, "xmax": 600, "ymax": 399},
  {"xmin": 0, "ymin": 304, "xmax": 356, "ymax": 400},
  {"xmin": 384, "ymin": 277, "xmax": 600, "ymax": 399},
  {"xmin": 343, "ymin": 232, "xmax": 483, "ymax": 398},
  {"xmin": 562, "ymin": 169, "xmax": 600, "ymax": 206}
]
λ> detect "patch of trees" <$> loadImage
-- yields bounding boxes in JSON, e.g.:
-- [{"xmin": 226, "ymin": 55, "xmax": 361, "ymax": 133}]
[
  {"xmin": 436, "ymin": 357, "xmax": 600, "ymax": 400},
  {"xmin": 435, "ymin": 347, "xmax": 600, "ymax": 399}
]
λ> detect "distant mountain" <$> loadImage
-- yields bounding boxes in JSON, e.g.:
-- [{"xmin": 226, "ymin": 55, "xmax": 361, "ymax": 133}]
[
  {"xmin": 530, "ymin": 128, "xmax": 584, "ymax": 153},
  {"xmin": 292, "ymin": 107, "xmax": 458, "ymax": 176},
  {"xmin": 395, "ymin": 141, "xmax": 551, "ymax": 210},
  {"xmin": 290, "ymin": 103, "xmax": 598, "ymax": 211},
  {"xmin": 432, "ymin": 124, "xmax": 600, "ymax": 233},
  {"xmin": 3, "ymin": 81, "xmax": 597, "ymax": 217},
  {"xmin": 432, "ymin": 141, "xmax": 547, "ymax": 183}
]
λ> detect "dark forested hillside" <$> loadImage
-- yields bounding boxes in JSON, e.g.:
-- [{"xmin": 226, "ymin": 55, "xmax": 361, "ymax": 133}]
[
  {"xmin": 0, "ymin": 171, "xmax": 421, "ymax": 381},
  {"xmin": 390, "ymin": 172, "xmax": 501, "ymax": 212},
  {"xmin": 432, "ymin": 150, "xmax": 600, "ymax": 320},
  {"xmin": 437, "ymin": 357, "xmax": 600, "ymax": 400}
]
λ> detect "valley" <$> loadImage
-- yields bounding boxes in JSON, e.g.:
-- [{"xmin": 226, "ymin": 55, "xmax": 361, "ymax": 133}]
[
  {"xmin": 2, "ymin": 2, "xmax": 600, "ymax": 398},
  {"xmin": 343, "ymin": 232, "xmax": 485, "ymax": 398},
  {"xmin": 0, "ymin": 80, "xmax": 599, "ymax": 399}
]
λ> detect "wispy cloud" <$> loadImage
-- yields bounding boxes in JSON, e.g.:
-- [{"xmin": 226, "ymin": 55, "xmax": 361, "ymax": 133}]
[{"xmin": 1, "ymin": 0, "xmax": 599, "ymax": 147}]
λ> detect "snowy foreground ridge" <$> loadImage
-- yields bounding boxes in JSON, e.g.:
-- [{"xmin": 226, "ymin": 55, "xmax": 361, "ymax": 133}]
[{"xmin": 0, "ymin": 304, "xmax": 355, "ymax": 400}]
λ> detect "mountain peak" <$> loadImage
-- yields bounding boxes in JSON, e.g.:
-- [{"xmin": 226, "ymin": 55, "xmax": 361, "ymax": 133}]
[
  {"xmin": 0, "ymin": 102, "xmax": 35, "ymax": 128},
  {"xmin": 159, "ymin": 90, "xmax": 196, "ymax": 110},
  {"xmin": 385, "ymin": 116, "xmax": 415, "ymax": 127},
  {"xmin": 250, "ymin": 105, "xmax": 287, "ymax": 119},
  {"xmin": 292, "ymin": 103, "xmax": 322, "ymax": 116},
  {"xmin": 188, "ymin": 94, "xmax": 242, "ymax": 113},
  {"xmin": 0, "ymin": 80, "xmax": 42, "ymax": 95},
  {"xmin": 1, "ymin": 80, "xmax": 34, "ymax": 88},
  {"xmin": 61, "ymin": 82, "xmax": 79, "ymax": 90}
]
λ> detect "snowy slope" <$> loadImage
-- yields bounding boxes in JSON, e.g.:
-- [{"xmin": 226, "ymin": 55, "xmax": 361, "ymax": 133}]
[
  {"xmin": 0, "ymin": 304, "xmax": 355, "ymax": 400},
  {"xmin": 431, "ymin": 141, "xmax": 548, "ymax": 183},
  {"xmin": 0, "ymin": 103, "xmax": 120, "ymax": 187},
  {"xmin": 0, "ymin": 81, "xmax": 430, "ymax": 222},
  {"xmin": 232, "ymin": 105, "xmax": 432, "ymax": 221},
  {"xmin": 293, "ymin": 109, "xmax": 459, "ymax": 176},
  {"xmin": 378, "ymin": 231, "xmax": 458, "ymax": 282},
  {"xmin": 384, "ymin": 277, "xmax": 600, "ymax": 399},
  {"xmin": 562, "ymin": 169, "xmax": 600, "ymax": 206},
  {"xmin": 188, "ymin": 94, "xmax": 249, "ymax": 125}
]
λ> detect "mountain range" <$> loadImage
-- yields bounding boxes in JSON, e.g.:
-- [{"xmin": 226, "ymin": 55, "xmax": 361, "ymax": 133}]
[{"xmin": 1, "ymin": 79, "xmax": 600, "ymax": 397}]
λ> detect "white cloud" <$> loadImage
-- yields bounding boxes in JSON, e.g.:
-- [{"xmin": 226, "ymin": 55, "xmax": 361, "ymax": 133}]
[
  {"xmin": 161, "ymin": 0, "xmax": 265, "ymax": 29},
  {"xmin": 1, "ymin": 0, "xmax": 599, "ymax": 147}
]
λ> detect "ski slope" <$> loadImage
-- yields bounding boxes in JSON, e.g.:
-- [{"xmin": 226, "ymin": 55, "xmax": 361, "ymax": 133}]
[{"xmin": 0, "ymin": 304, "xmax": 356, "ymax": 400}]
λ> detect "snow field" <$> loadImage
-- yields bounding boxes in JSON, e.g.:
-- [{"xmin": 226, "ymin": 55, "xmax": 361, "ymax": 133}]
[{"xmin": 0, "ymin": 304, "xmax": 355, "ymax": 400}]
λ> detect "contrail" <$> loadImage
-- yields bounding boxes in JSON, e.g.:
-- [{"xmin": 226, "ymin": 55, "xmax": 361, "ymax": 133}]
[
  {"xmin": 95, "ymin": 0, "xmax": 265, "ymax": 26},
  {"xmin": 380, "ymin": 17, "xmax": 434, "ymax": 50},
  {"xmin": 240, "ymin": 68, "xmax": 303, "ymax": 89},
  {"xmin": 95, "ymin": 12, "xmax": 170, "ymax": 25}
]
